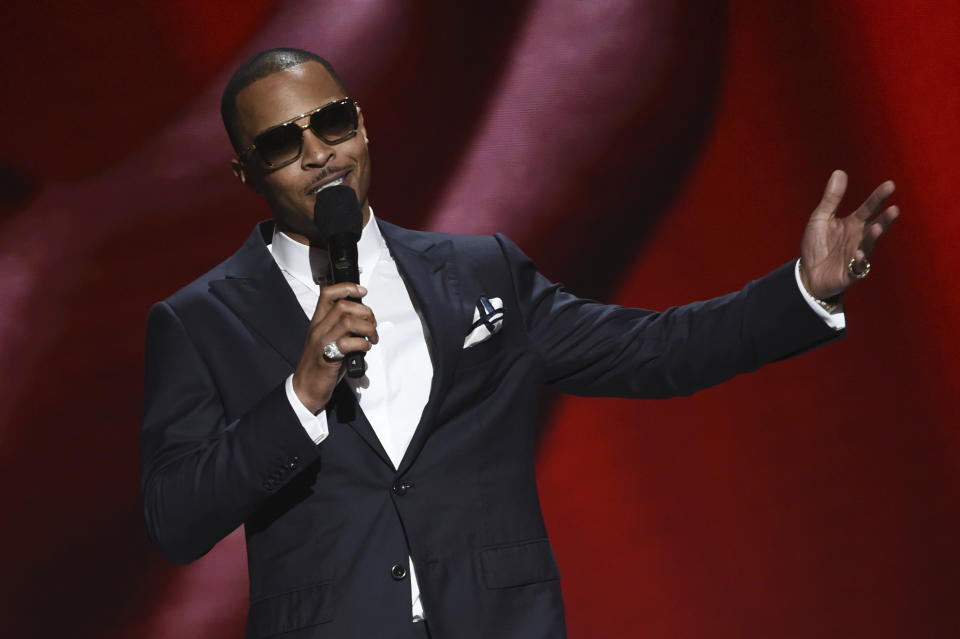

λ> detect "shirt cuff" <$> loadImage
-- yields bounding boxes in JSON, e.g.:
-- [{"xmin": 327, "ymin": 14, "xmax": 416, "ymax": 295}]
[
  {"xmin": 284, "ymin": 374, "xmax": 329, "ymax": 445},
  {"xmin": 794, "ymin": 259, "xmax": 846, "ymax": 331}
]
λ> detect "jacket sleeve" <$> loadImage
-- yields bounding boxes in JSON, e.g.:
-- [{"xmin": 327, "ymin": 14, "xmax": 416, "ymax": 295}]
[
  {"xmin": 140, "ymin": 301, "xmax": 321, "ymax": 564},
  {"xmin": 495, "ymin": 234, "xmax": 844, "ymax": 399}
]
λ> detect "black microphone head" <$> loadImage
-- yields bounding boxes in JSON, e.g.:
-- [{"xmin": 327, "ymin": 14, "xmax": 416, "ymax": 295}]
[{"xmin": 314, "ymin": 184, "xmax": 362, "ymax": 243}]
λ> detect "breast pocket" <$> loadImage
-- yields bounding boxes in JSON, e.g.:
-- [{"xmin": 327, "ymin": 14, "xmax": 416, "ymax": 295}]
[
  {"xmin": 458, "ymin": 333, "xmax": 504, "ymax": 370},
  {"xmin": 247, "ymin": 581, "xmax": 334, "ymax": 638}
]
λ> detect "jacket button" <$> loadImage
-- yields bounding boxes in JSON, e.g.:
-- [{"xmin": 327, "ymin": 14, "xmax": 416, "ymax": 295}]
[
  {"xmin": 392, "ymin": 481, "xmax": 410, "ymax": 496},
  {"xmin": 391, "ymin": 564, "xmax": 407, "ymax": 580}
]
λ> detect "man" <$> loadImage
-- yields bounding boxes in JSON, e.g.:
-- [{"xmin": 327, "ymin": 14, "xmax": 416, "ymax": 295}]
[{"xmin": 141, "ymin": 48, "xmax": 898, "ymax": 639}]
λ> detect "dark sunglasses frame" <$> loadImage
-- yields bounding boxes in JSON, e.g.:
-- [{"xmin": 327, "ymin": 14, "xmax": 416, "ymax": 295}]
[{"xmin": 240, "ymin": 97, "xmax": 359, "ymax": 169}]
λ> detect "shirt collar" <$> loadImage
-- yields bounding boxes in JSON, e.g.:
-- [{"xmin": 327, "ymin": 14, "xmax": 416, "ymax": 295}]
[
  {"xmin": 270, "ymin": 207, "xmax": 386, "ymax": 289},
  {"xmin": 356, "ymin": 206, "xmax": 387, "ymax": 278}
]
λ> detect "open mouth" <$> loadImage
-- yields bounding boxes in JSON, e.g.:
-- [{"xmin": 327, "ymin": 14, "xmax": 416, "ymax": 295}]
[{"xmin": 307, "ymin": 170, "xmax": 351, "ymax": 196}]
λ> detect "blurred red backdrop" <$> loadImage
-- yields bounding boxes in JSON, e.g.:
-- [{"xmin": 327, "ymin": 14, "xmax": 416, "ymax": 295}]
[{"xmin": 0, "ymin": 1, "xmax": 957, "ymax": 637}]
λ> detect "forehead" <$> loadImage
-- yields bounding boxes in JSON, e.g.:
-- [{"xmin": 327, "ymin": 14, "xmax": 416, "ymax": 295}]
[{"xmin": 234, "ymin": 61, "xmax": 345, "ymax": 142}]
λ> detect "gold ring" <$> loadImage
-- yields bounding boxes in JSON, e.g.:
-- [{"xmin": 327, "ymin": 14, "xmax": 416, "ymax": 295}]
[{"xmin": 847, "ymin": 257, "xmax": 871, "ymax": 280}]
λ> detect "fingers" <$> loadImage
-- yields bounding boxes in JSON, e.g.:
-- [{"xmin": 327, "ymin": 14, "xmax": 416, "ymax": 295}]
[
  {"xmin": 812, "ymin": 169, "xmax": 848, "ymax": 219},
  {"xmin": 314, "ymin": 300, "xmax": 379, "ymax": 345},
  {"xmin": 309, "ymin": 285, "xmax": 379, "ymax": 364},
  {"xmin": 880, "ymin": 203, "xmax": 901, "ymax": 227},
  {"xmin": 311, "ymin": 282, "xmax": 367, "ymax": 325},
  {"xmin": 856, "ymin": 179, "xmax": 896, "ymax": 221},
  {"xmin": 324, "ymin": 335, "xmax": 374, "ymax": 359},
  {"xmin": 859, "ymin": 204, "xmax": 899, "ymax": 256},
  {"xmin": 292, "ymin": 288, "xmax": 377, "ymax": 413}
]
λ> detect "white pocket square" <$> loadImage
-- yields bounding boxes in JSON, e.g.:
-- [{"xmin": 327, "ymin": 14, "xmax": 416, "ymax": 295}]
[{"xmin": 463, "ymin": 296, "xmax": 504, "ymax": 348}]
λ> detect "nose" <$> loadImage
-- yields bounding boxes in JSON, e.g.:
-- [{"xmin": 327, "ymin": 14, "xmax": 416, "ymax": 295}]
[{"xmin": 299, "ymin": 122, "xmax": 334, "ymax": 168}]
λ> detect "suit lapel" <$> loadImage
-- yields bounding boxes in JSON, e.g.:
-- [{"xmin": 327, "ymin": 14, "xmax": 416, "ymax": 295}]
[
  {"xmin": 209, "ymin": 222, "xmax": 393, "ymax": 467},
  {"xmin": 209, "ymin": 222, "xmax": 308, "ymax": 369},
  {"xmin": 378, "ymin": 221, "xmax": 467, "ymax": 475}
]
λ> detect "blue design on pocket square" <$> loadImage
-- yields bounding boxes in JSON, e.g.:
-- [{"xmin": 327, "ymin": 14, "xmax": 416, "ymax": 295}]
[{"xmin": 464, "ymin": 296, "xmax": 504, "ymax": 348}]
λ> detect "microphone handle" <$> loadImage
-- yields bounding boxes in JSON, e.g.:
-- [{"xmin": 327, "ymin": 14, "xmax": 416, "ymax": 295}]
[
  {"xmin": 343, "ymin": 292, "xmax": 366, "ymax": 379},
  {"xmin": 327, "ymin": 235, "xmax": 366, "ymax": 378},
  {"xmin": 344, "ymin": 346, "xmax": 366, "ymax": 379}
]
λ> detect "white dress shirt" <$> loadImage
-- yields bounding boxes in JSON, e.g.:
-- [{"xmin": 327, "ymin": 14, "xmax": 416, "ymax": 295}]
[{"xmin": 267, "ymin": 209, "xmax": 433, "ymax": 621}]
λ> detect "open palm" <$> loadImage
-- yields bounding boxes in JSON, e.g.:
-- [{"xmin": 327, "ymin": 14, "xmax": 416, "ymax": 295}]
[{"xmin": 800, "ymin": 170, "xmax": 899, "ymax": 301}]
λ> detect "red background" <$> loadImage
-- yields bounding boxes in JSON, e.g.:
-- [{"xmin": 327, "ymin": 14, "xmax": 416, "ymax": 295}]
[{"xmin": 1, "ymin": 1, "xmax": 957, "ymax": 637}]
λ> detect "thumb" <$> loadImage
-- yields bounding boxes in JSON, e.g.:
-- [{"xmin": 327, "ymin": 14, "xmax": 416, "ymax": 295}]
[{"xmin": 811, "ymin": 169, "xmax": 848, "ymax": 221}]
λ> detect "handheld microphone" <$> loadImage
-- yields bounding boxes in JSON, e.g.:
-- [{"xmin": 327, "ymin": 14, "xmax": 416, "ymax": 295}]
[{"xmin": 314, "ymin": 184, "xmax": 366, "ymax": 378}]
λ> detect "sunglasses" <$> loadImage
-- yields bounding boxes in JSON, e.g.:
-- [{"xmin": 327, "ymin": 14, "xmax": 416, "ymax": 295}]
[{"xmin": 240, "ymin": 97, "xmax": 359, "ymax": 169}]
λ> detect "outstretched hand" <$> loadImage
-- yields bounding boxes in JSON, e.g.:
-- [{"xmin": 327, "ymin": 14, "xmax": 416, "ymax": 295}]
[{"xmin": 799, "ymin": 170, "xmax": 900, "ymax": 301}]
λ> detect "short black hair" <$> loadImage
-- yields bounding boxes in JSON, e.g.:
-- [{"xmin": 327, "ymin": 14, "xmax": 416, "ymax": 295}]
[{"xmin": 220, "ymin": 47, "xmax": 346, "ymax": 153}]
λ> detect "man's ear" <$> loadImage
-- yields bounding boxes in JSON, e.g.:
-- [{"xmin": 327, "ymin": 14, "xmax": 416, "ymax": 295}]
[
  {"xmin": 231, "ymin": 157, "xmax": 261, "ymax": 193},
  {"xmin": 358, "ymin": 108, "xmax": 369, "ymax": 144},
  {"xmin": 230, "ymin": 156, "xmax": 246, "ymax": 184}
]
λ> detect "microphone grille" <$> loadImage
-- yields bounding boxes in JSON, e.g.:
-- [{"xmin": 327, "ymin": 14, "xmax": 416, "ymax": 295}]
[{"xmin": 314, "ymin": 185, "xmax": 362, "ymax": 243}]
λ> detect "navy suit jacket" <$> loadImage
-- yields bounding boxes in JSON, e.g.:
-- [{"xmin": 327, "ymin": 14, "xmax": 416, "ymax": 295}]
[{"xmin": 141, "ymin": 220, "xmax": 841, "ymax": 638}]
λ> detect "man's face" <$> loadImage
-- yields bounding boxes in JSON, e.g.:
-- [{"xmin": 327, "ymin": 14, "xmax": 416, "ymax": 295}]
[{"xmin": 232, "ymin": 61, "xmax": 371, "ymax": 243}]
